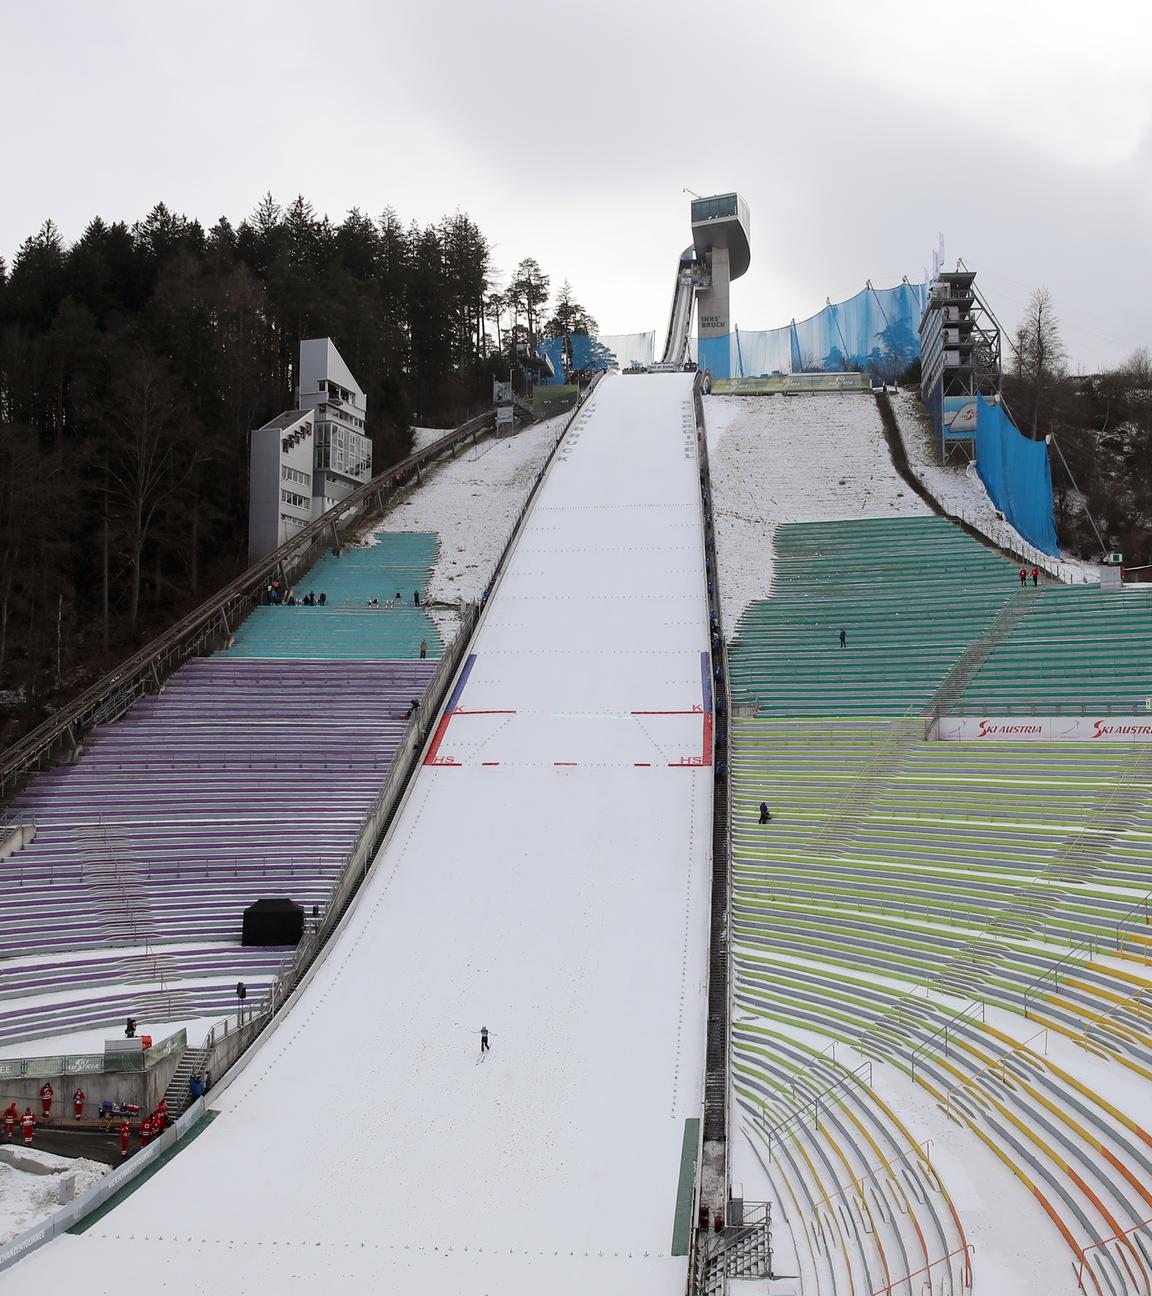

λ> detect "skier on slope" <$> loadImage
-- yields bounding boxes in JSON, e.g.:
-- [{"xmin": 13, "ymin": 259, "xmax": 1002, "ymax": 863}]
[{"xmin": 480, "ymin": 1026, "xmax": 490, "ymax": 1055}]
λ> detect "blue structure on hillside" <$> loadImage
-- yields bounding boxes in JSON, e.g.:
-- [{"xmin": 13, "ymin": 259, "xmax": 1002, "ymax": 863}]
[
  {"xmin": 537, "ymin": 334, "xmax": 618, "ymax": 383},
  {"xmin": 974, "ymin": 397, "xmax": 1060, "ymax": 557}
]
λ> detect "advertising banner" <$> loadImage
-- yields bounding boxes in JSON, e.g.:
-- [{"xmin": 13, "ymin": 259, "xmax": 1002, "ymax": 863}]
[
  {"xmin": 942, "ymin": 394, "xmax": 978, "ymax": 438},
  {"xmin": 144, "ymin": 1029, "xmax": 186, "ymax": 1068},
  {"xmin": 938, "ymin": 716, "xmax": 1152, "ymax": 742},
  {"xmin": 0, "ymin": 1029, "xmax": 188, "ymax": 1080}
]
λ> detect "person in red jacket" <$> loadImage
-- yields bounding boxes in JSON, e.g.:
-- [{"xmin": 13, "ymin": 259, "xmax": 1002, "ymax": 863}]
[
  {"xmin": 119, "ymin": 1120, "xmax": 131, "ymax": 1158},
  {"xmin": 139, "ymin": 1115, "xmax": 153, "ymax": 1147},
  {"xmin": 2, "ymin": 1104, "xmax": 16, "ymax": 1141},
  {"xmin": 39, "ymin": 1082, "xmax": 53, "ymax": 1119},
  {"xmin": 72, "ymin": 1087, "xmax": 85, "ymax": 1121},
  {"xmin": 153, "ymin": 1097, "xmax": 167, "ymax": 1132},
  {"xmin": 21, "ymin": 1108, "xmax": 35, "ymax": 1146}
]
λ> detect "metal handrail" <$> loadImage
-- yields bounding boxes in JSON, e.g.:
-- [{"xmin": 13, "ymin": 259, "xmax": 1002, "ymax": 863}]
[
  {"xmin": 935, "ymin": 701, "xmax": 1152, "ymax": 718},
  {"xmin": 870, "ymin": 1242, "xmax": 975, "ymax": 1295},
  {"xmin": 1076, "ymin": 1215, "xmax": 1152, "ymax": 1288},
  {"xmin": 0, "ymin": 411, "xmax": 497, "ymax": 802},
  {"xmin": 1022, "ymin": 882, "xmax": 1152, "ymax": 1015},
  {"xmin": 757, "ymin": 1061, "xmax": 873, "ymax": 1154},
  {"xmin": 905, "ymin": 999, "xmax": 985, "ymax": 1078}
]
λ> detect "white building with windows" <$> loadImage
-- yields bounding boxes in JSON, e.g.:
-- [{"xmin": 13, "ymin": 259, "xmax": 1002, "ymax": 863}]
[{"xmin": 247, "ymin": 339, "xmax": 373, "ymax": 562}]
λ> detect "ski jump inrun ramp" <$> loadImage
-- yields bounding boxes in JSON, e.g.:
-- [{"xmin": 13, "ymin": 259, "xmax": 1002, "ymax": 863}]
[{"xmin": 10, "ymin": 373, "xmax": 713, "ymax": 1296}]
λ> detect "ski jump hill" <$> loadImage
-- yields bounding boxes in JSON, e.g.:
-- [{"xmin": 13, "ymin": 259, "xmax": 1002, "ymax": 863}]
[{"xmin": 5, "ymin": 374, "xmax": 713, "ymax": 1295}]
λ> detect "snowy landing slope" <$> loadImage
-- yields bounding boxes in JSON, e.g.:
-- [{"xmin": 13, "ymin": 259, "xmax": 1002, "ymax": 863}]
[
  {"xmin": 9, "ymin": 375, "xmax": 712, "ymax": 1296},
  {"xmin": 704, "ymin": 392, "xmax": 931, "ymax": 628}
]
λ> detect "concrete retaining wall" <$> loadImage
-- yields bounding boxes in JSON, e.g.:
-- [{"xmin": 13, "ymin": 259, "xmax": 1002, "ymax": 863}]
[{"xmin": 0, "ymin": 1098, "xmax": 207, "ymax": 1272}]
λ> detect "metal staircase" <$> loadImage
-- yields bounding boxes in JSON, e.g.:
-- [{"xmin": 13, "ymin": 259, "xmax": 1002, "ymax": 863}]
[
  {"xmin": 163, "ymin": 1045, "xmax": 210, "ymax": 1116},
  {"xmin": 926, "ymin": 588, "xmax": 1034, "ymax": 718},
  {"xmin": 691, "ymin": 1204, "xmax": 773, "ymax": 1295},
  {"xmin": 808, "ymin": 715, "xmax": 921, "ymax": 857}
]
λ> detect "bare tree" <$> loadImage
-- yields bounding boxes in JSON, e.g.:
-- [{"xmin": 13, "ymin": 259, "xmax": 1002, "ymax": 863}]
[
  {"xmin": 1012, "ymin": 287, "xmax": 1068, "ymax": 439},
  {"xmin": 96, "ymin": 349, "xmax": 198, "ymax": 634}
]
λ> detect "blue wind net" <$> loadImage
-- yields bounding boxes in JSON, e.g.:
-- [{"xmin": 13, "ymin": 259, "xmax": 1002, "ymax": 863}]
[
  {"xmin": 974, "ymin": 396, "xmax": 1059, "ymax": 556},
  {"xmin": 697, "ymin": 282, "xmax": 928, "ymax": 381}
]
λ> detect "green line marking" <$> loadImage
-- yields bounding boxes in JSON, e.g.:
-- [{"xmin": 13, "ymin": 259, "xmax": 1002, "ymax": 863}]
[
  {"xmin": 671, "ymin": 1117, "xmax": 700, "ymax": 1256},
  {"xmin": 68, "ymin": 1111, "xmax": 220, "ymax": 1235}
]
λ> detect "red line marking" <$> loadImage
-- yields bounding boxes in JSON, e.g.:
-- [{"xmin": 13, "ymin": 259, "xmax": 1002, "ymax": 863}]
[
  {"xmin": 554, "ymin": 761, "xmax": 577, "ymax": 766},
  {"xmin": 481, "ymin": 761, "xmax": 500, "ymax": 766},
  {"xmin": 634, "ymin": 762, "xmax": 651, "ymax": 767},
  {"xmin": 423, "ymin": 713, "xmax": 453, "ymax": 766},
  {"xmin": 453, "ymin": 709, "xmax": 517, "ymax": 716},
  {"xmin": 631, "ymin": 709, "xmax": 699, "ymax": 716}
]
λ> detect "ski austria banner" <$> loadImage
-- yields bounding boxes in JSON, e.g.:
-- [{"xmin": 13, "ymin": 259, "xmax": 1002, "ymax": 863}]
[{"xmin": 938, "ymin": 716, "xmax": 1152, "ymax": 743}]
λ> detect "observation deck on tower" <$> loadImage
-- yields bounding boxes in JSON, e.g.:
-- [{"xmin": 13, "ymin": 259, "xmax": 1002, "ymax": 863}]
[{"xmin": 690, "ymin": 192, "xmax": 751, "ymax": 282}]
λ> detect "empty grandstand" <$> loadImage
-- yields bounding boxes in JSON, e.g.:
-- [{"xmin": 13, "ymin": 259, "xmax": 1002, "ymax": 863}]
[
  {"xmin": 0, "ymin": 533, "xmax": 445, "ymax": 1051},
  {"xmin": 727, "ymin": 513, "xmax": 1152, "ymax": 1294}
]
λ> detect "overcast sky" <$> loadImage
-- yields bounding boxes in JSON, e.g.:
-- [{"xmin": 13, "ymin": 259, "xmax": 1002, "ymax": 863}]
[{"xmin": 2, "ymin": 0, "xmax": 1149, "ymax": 370}]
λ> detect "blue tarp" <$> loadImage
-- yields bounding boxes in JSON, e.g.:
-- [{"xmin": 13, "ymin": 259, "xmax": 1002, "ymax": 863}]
[
  {"xmin": 537, "ymin": 335, "xmax": 617, "ymax": 383},
  {"xmin": 537, "ymin": 337, "xmax": 565, "ymax": 383},
  {"xmin": 974, "ymin": 396, "xmax": 1059, "ymax": 556},
  {"xmin": 694, "ymin": 282, "xmax": 927, "ymax": 381}
]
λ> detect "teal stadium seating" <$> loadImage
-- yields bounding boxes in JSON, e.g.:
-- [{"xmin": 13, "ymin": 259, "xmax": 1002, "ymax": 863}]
[
  {"xmin": 959, "ymin": 584, "xmax": 1152, "ymax": 713},
  {"xmin": 229, "ymin": 532, "xmax": 444, "ymax": 660},
  {"xmin": 728, "ymin": 516, "xmax": 1022, "ymax": 717}
]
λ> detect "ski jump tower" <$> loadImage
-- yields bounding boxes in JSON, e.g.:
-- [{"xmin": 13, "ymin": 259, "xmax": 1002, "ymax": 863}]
[{"xmin": 657, "ymin": 192, "xmax": 750, "ymax": 379}]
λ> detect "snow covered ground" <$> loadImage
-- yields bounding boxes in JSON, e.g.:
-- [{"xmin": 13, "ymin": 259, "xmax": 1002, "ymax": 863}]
[
  {"xmin": 408, "ymin": 424, "xmax": 453, "ymax": 451},
  {"xmin": 0, "ymin": 1149, "xmax": 107, "ymax": 1248},
  {"xmin": 703, "ymin": 393, "xmax": 930, "ymax": 629},
  {"xmin": 888, "ymin": 390, "xmax": 1102, "ymax": 584},
  {"xmin": 7, "ymin": 375, "xmax": 712, "ymax": 1294},
  {"xmin": 353, "ymin": 416, "xmax": 569, "ymax": 643}
]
